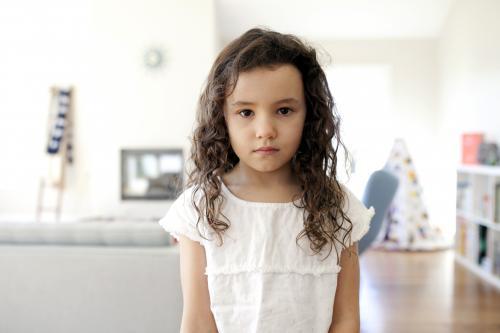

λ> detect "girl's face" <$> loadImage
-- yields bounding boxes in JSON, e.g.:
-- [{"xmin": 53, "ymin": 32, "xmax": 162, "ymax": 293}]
[{"xmin": 223, "ymin": 64, "xmax": 307, "ymax": 175}]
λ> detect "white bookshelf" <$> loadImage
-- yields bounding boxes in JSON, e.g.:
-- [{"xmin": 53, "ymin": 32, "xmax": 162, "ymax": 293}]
[{"xmin": 455, "ymin": 165, "xmax": 500, "ymax": 290}]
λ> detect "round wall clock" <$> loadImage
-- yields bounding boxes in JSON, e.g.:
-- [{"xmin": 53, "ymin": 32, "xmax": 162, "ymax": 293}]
[{"xmin": 144, "ymin": 48, "xmax": 165, "ymax": 69}]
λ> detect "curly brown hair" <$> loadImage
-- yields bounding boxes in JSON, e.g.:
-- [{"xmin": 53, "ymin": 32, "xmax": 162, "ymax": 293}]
[{"xmin": 185, "ymin": 27, "xmax": 354, "ymax": 264}]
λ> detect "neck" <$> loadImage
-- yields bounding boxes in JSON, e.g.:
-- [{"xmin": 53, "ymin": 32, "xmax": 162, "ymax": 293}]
[{"xmin": 227, "ymin": 162, "xmax": 298, "ymax": 188}]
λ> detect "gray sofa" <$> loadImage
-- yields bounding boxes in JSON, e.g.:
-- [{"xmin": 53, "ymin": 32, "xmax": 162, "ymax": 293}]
[{"xmin": 0, "ymin": 221, "xmax": 182, "ymax": 333}]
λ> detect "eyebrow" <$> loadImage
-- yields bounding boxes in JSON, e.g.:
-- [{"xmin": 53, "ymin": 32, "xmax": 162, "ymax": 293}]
[{"xmin": 230, "ymin": 98, "xmax": 300, "ymax": 107}]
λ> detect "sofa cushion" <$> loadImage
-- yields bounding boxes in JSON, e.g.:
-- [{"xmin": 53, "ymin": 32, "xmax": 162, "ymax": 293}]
[{"xmin": 0, "ymin": 222, "xmax": 170, "ymax": 247}]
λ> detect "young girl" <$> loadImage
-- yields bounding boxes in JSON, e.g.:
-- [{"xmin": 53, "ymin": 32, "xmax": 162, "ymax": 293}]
[{"xmin": 159, "ymin": 28, "xmax": 374, "ymax": 333}]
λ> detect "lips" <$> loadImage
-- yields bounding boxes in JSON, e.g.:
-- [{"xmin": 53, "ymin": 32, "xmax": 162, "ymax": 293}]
[{"xmin": 255, "ymin": 146, "xmax": 279, "ymax": 152}]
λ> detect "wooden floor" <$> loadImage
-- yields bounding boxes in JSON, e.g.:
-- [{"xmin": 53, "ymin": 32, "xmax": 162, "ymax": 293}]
[{"xmin": 359, "ymin": 249, "xmax": 500, "ymax": 333}]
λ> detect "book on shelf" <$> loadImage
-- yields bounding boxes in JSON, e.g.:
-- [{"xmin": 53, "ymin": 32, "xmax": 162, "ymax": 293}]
[
  {"xmin": 456, "ymin": 179, "xmax": 472, "ymax": 212},
  {"xmin": 466, "ymin": 223, "xmax": 479, "ymax": 262},
  {"xmin": 494, "ymin": 234, "xmax": 500, "ymax": 277},
  {"xmin": 472, "ymin": 175, "xmax": 490, "ymax": 219},
  {"xmin": 478, "ymin": 225, "xmax": 488, "ymax": 266},
  {"xmin": 479, "ymin": 193, "xmax": 491, "ymax": 220},
  {"xmin": 461, "ymin": 133, "xmax": 484, "ymax": 165},
  {"xmin": 455, "ymin": 217, "xmax": 467, "ymax": 256},
  {"xmin": 495, "ymin": 183, "xmax": 500, "ymax": 224}
]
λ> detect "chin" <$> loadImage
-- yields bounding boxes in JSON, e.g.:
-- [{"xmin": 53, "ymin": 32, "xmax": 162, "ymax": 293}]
[{"xmin": 249, "ymin": 161, "xmax": 288, "ymax": 173}]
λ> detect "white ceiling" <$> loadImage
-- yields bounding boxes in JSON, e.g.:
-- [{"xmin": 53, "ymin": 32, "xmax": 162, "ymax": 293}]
[{"xmin": 215, "ymin": 0, "xmax": 455, "ymax": 41}]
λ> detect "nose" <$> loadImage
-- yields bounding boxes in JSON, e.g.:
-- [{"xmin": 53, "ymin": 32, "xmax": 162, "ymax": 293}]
[{"xmin": 255, "ymin": 114, "xmax": 277, "ymax": 139}]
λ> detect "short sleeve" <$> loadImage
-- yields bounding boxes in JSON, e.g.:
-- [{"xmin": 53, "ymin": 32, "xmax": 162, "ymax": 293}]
[
  {"xmin": 340, "ymin": 184, "xmax": 376, "ymax": 247},
  {"xmin": 158, "ymin": 187, "xmax": 205, "ymax": 245}
]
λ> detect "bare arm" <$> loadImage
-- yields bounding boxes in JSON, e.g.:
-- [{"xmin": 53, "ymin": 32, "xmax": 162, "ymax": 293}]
[
  {"xmin": 328, "ymin": 242, "xmax": 361, "ymax": 333},
  {"xmin": 177, "ymin": 235, "xmax": 218, "ymax": 333}
]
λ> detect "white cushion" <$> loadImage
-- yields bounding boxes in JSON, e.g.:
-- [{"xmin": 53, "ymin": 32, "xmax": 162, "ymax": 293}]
[{"xmin": 0, "ymin": 222, "xmax": 170, "ymax": 246}]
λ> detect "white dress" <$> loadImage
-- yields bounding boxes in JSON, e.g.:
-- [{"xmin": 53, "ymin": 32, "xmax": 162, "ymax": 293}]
[{"xmin": 159, "ymin": 181, "xmax": 375, "ymax": 333}]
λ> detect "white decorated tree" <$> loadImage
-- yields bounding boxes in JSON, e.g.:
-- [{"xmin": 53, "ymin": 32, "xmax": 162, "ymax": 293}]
[{"xmin": 374, "ymin": 138, "xmax": 449, "ymax": 251}]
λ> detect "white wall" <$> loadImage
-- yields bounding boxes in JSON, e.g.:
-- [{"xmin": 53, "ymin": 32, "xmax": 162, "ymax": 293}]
[
  {"xmin": 437, "ymin": 0, "xmax": 500, "ymax": 230},
  {"xmin": 0, "ymin": 0, "xmax": 217, "ymax": 220},
  {"xmin": 325, "ymin": 64, "xmax": 393, "ymax": 194},
  {"xmin": 318, "ymin": 39, "xmax": 446, "ymax": 235}
]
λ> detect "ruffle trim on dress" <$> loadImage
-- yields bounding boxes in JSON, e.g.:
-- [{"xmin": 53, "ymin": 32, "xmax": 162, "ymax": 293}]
[
  {"xmin": 351, "ymin": 207, "xmax": 375, "ymax": 243},
  {"xmin": 350, "ymin": 206, "xmax": 375, "ymax": 245},
  {"xmin": 205, "ymin": 264, "xmax": 342, "ymax": 277},
  {"xmin": 159, "ymin": 216, "xmax": 205, "ymax": 246}
]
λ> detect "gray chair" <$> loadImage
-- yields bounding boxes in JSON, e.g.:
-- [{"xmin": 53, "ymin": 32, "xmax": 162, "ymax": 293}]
[{"xmin": 358, "ymin": 169, "xmax": 399, "ymax": 255}]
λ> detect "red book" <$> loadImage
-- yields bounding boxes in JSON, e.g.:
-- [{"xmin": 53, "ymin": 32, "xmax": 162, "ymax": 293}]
[{"xmin": 462, "ymin": 133, "xmax": 484, "ymax": 164}]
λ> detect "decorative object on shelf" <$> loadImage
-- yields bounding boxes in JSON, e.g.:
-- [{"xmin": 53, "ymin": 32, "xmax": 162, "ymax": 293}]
[
  {"xmin": 373, "ymin": 138, "xmax": 450, "ymax": 251},
  {"xmin": 462, "ymin": 132, "xmax": 484, "ymax": 165},
  {"xmin": 143, "ymin": 47, "xmax": 166, "ymax": 70},
  {"xmin": 478, "ymin": 142, "xmax": 499, "ymax": 166},
  {"xmin": 121, "ymin": 148, "xmax": 183, "ymax": 200}
]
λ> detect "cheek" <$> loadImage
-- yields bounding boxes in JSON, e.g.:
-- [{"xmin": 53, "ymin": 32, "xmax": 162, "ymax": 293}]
[
  {"xmin": 225, "ymin": 120, "xmax": 247, "ymax": 148},
  {"xmin": 227, "ymin": 119, "xmax": 251, "ymax": 138},
  {"xmin": 225, "ymin": 117, "xmax": 236, "ymax": 135},
  {"xmin": 284, "ymin": 118, "xmax": 305, "ymax": 141}
]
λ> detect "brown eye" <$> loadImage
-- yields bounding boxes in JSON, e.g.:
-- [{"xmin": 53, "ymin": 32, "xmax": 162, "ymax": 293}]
[
  {"xmin": 277, "ymin": 107, "xmax": 293, "ymax": 116},
  {"xmin": 239, "ymin": 109, "xmax": 253, "ymax": 118}
]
